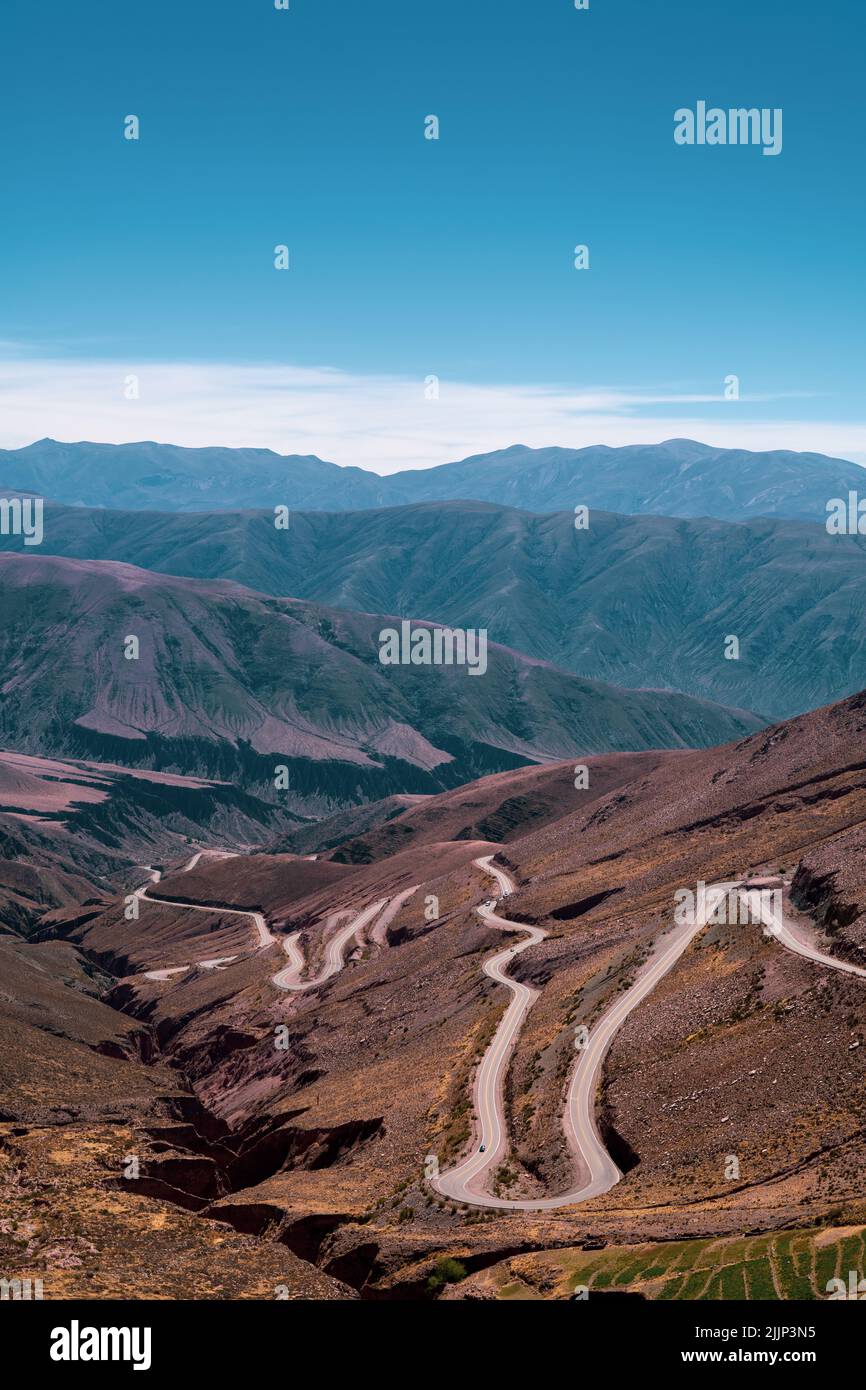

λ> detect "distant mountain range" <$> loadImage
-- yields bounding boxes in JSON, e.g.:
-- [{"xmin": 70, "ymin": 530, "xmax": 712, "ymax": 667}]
[
  {"xmin": 1, "ymin": 436, "xmax": 863, "ymax": 522},
  {"xmin": 4, "ymin": 498, "xmax": 865, "ymax": 720},
  {"xmin": 0, "ymin": 554, "xmax": 761, "ymax": 813}
]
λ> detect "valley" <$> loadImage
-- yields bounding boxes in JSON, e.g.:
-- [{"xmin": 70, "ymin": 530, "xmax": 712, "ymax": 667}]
[
  {"xmin": 4, "ymin": 0, "xmax": 863, "ymax": 1340},
  {"xmin": 3, "ymin": 690, "xmax": 866, "ymax": 1299}
]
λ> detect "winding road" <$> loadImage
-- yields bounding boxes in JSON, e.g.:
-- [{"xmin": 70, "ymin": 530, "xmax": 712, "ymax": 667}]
[
  {"xmin": 274, "ymin": 898, "xmax": 387, "ymax": 991},
  {"xmin": 746, "ymin": 879, "xmax": 866, "ymax": 979},
  {"xmin": 431, "ymin": 857, "xmax": 550, "ymax": 1207},
  {"xmin": 135, "ymin": 850, "xmax": 865, "ymax": 1208},
  {"xmin": 432, "ymin": 857, "xmax": 725, "ymax": 1210},
  {"xmin": 369, "ymin": 887, "xmax": 419, "ymax": 946},
  {"xmin": 274, "ymin": 886, "xmax": 420, "ymax": 989},
  {"xmin": 137, "ymin": 857, "xmax": 274, "ymax": 981},
  {"xmin": 136, "ymin": 855, "xmax": 415, "ymax": 993},
  {"xmin": 433, "ymin": 863, "xmax": 866, "ymax": 1211}
]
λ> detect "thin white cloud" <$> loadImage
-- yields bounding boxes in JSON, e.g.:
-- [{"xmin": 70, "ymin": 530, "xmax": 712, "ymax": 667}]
[{"xmin": 0, "ymin": 357, "xmax": 862, "ymax": 470}]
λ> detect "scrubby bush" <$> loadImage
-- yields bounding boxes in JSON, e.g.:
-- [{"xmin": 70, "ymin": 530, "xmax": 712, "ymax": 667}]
[{"xmin": 427, "ymin": 1257, "xmax": 468, "ymax": 1291}]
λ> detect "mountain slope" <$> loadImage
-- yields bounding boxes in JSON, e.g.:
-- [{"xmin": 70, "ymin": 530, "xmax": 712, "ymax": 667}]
[
  {"xmin": 0, "ymin": 749, "xmax": 304, "ymax": 935},
  {"xmin": 0, "ymin": 555, "xmax": 761, "ymax": 813},
  {"xmin": 46, "ymin": 686, "xmax": 866, "ymax": 1294},
  {"xmin": 273, "ymin": 752, "xmax": 672, "ymax": 862},
  {"xmin": 1, "ymin": 436, "xmax": 862, "ymax": 521},
  {"xmin": 7, "ymin": 498, "xmax": 865, "ymax": 720},
  {"xmin": 381, "ymin": 438, "xmax": 866, "ymax": 522},
  {"xmin": 0, "ymin": 438, "xmax": 385, "ymax": 512}
]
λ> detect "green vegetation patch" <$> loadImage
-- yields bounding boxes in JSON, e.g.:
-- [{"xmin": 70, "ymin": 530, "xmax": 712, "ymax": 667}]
[{"xmin": 500, "ymin": 1225, "xmax": 866, "ymax": 1301}]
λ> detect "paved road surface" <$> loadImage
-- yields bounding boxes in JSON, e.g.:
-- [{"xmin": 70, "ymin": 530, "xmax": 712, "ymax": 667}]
[
  {"xmin": 273, "ymin": 898, "xmax": 388, "ymax": 991},
  {"xmin": 136, "ymin": 857, "xmax": 409, "ymax": 994},
  {"xmin": 744, "ymin": 879, "xmax": 866, "ymax": 980},
  {"xmin": 137, "ymin": 856, "xmax": 274, "ymax": 980},
  {"xmin": 433, "ymin": 860, "xmax": 732, "ymax": 1210},
  {"xmin": 139, "ymin": 854, "xmax": 866, "ymax": 1203},
  {"xmin": 435, "ymin": 868, "xmax": 866, "ymax": 1211},
  {"xmin": 370, "ymin": 887, "xmax": 419, "ymax": 946},
  {"xmin": 135, "ymin": 851, "xmax": 866, "ymax": 1205},
  {"xmin": 431, "ymin": 857, "xmax": 546, "ymax": 1205}
]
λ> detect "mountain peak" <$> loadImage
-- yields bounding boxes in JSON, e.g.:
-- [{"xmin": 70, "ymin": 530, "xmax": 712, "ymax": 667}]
[{"xmin": 0, "ymin": 437, "xmax": 861, "ymax": 523}]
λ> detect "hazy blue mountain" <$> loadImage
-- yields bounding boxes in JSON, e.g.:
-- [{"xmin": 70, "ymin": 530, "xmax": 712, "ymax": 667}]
[
  {"xmin": 1, "ymin": 436, "xmax": 863, "ymax": 522},
  {"xmin": 2, "ymin": 498, "xmax": 865, "ymax": 721},
  {"xmin": 382, "ymin": 439, "xmax": 866, "ymax": 523},
  {"xmin": 0, "ymin": 438, "xmax": 387, "ymax": 512}
]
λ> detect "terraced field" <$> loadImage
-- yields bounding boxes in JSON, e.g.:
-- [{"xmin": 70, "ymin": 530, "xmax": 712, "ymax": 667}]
[{"xmin": 489, "ymin": 1227, "xmax": 866, "ymax": 1301}]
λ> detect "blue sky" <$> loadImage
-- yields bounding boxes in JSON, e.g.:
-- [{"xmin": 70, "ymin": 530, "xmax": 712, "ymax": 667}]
[{"xmin": 1, "ymin": 0, "xmax": 864, "ymax": 469}]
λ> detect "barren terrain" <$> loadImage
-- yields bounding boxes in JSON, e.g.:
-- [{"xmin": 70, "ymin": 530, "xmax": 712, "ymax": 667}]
[{"xmin": 3, "ymin": 692, "xmax": 865, "ymax": 1297}]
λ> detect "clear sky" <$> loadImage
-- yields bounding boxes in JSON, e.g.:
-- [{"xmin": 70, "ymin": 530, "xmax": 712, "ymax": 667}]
[{"xmin": 1, "ymin": 0, "xmax": 864, "ymax": 469}]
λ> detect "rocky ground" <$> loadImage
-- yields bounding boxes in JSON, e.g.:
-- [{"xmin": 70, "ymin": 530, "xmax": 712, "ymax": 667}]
[{"xmin": 2, "ymin": 691, "xmax": 866, "ymax": 1298}]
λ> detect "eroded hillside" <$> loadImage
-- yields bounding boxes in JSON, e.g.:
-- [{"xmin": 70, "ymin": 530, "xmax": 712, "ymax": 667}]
[{"xmin": 2, "ymin": 693, "xmax": 865, "ymax": 1297}]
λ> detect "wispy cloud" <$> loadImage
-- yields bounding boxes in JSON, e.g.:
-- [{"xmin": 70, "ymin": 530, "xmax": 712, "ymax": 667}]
[{"xmin": 0, "ymin": 357, "xmax": 862, "ymax": 471}]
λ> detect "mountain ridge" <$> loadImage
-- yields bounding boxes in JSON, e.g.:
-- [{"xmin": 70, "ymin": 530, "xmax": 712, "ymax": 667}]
[
  {"xmin": 1, "ymin": 435, "xmax": 863, "ymax": 521},
  {"xmin": 4, "ymin": 497, "xmax": 864, "ymax": 720},
  {"xmin": 0, "ymin": 552, "xmax": 762, "ymax": 814}
]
